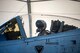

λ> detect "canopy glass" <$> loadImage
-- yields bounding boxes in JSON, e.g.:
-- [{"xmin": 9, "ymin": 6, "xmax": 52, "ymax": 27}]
[{"xmin": 21, "ymin": 14, "xmax": 80, "ymax": 38}]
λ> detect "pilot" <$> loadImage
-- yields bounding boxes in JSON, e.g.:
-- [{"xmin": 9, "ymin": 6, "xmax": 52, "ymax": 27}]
[{"xmin": 36, "ymin": 20, "xmax": 50, "ymax": 36}]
